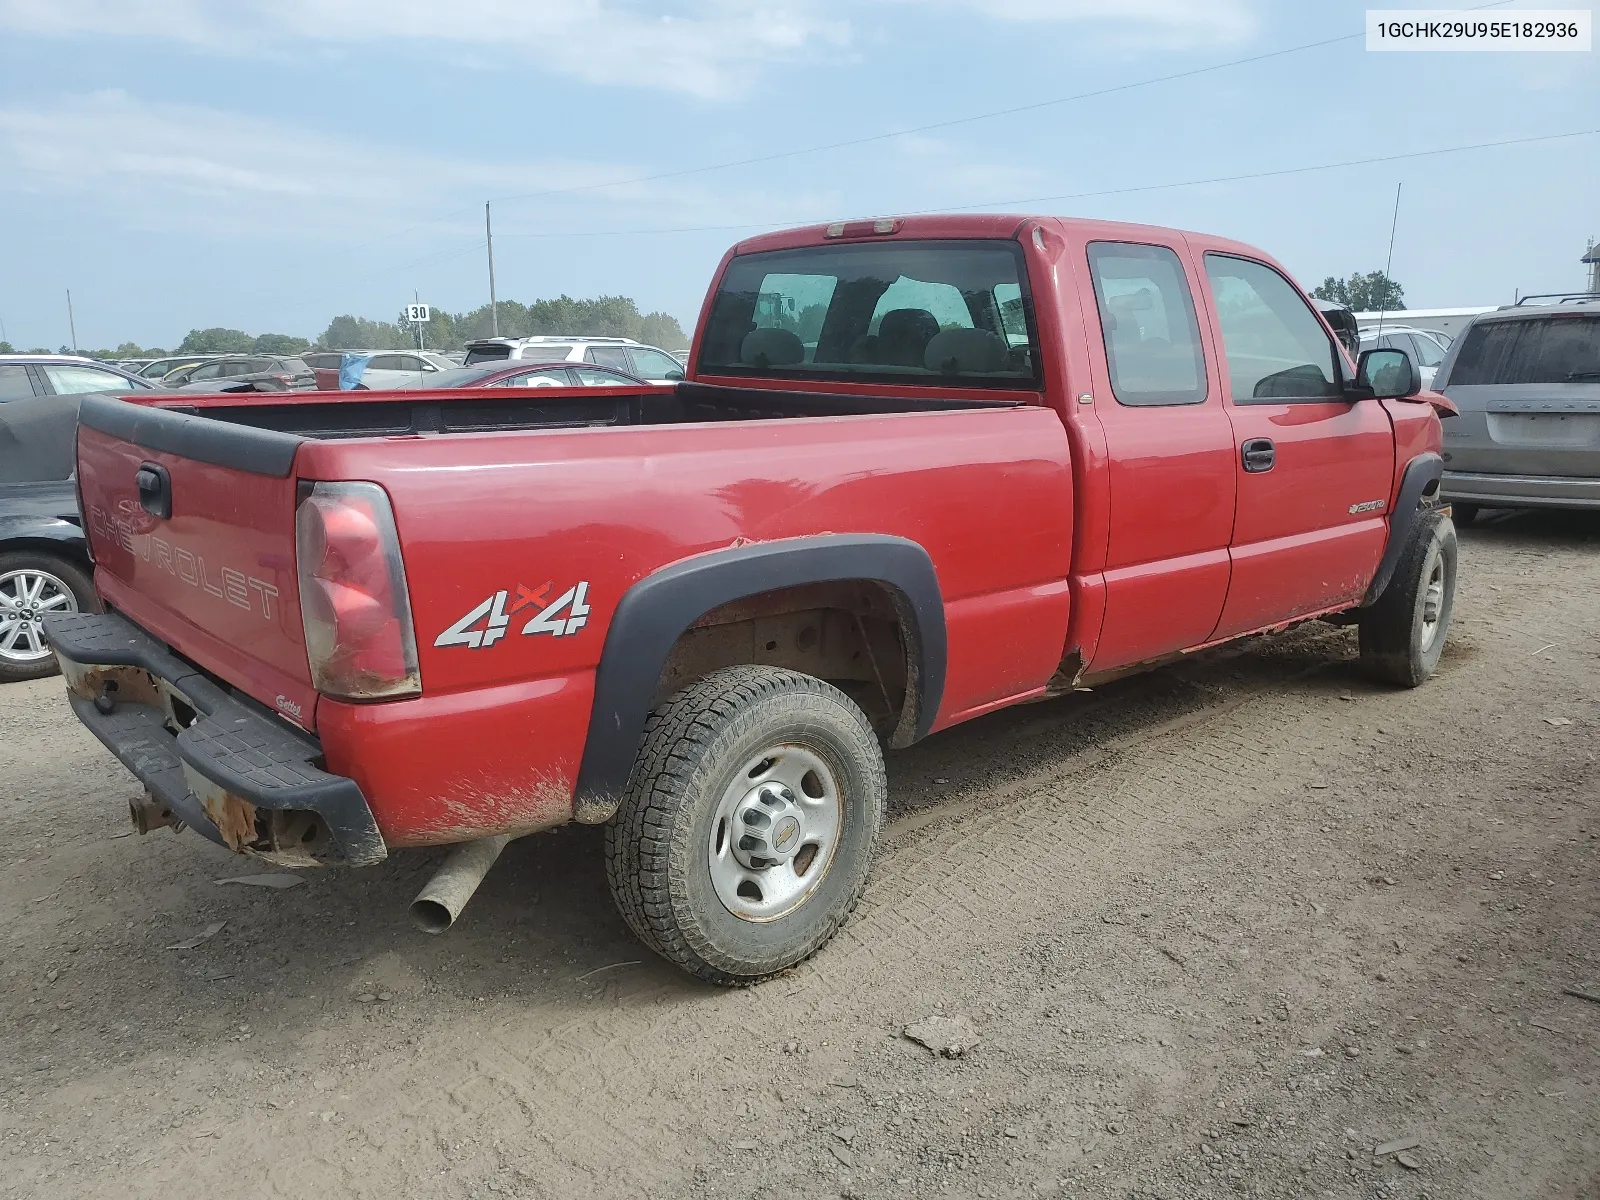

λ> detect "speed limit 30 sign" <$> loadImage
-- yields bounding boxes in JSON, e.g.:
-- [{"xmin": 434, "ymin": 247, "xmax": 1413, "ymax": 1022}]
[{"xmin": 405, "ymin": 303, "xmax": 431, "ymax": 323}]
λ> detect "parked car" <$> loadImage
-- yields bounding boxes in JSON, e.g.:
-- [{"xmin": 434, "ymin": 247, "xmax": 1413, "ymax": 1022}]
[
  {"xmin": 132, "ymin": 355, "xmax": 219, "ymax": 380},
  {"xmin": 1359, "ymin": 325, "xmax": 1449, "ymax": 389},
  {"xmin": 303, "ymin": 351, "xmax": 457, "ymax": 389},
  {"xmin": 168, "ymin": 355, "xmax": 316, "ymax": 391},
  {"xmin": 0, "ymin": 394, "xmax": 95, "ymax": 682},
  {"xmin": 45, "ymin": 213, "xmax": 1453, "ymax": 986},
  {"xmin": 311, "ymin": 361, "xmax": 645, "ymax": 392},
  {"xmin": 395, "ymin": 361, "xmax": 646, "ymax": 389},
  {"xmin": 462, "ymin": 336, "xmax": 686, "ymax": 383},
  {"xmin": 0, "ymin": 355, "xmax": 157, "ymax": 401},
  {"xmin": 1432, "ymin": 296, "xmax": 1600, "ymax": 520}
]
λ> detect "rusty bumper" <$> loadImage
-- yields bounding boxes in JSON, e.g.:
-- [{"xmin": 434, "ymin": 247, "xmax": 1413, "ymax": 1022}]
[{"xmin": 43, "ymin": 611, "xmax": 387, "ymax": 867}]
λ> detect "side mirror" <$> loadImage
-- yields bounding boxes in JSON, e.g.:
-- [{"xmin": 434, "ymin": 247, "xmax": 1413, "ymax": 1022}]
[
  {"xmin": 665, "ymin": 369, "xmax": 685, "ymax": 381},
  {"xmin": 1354, "ymin": 347, "xmax": 1420, "ymax": 400}
]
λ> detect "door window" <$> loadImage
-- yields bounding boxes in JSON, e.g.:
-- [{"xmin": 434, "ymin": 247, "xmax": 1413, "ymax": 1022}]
[
  {"xmin": 0, "ymin": 365, "xmax": 36, "ymax": 400},
  {"xmin": 41, "ymin": 364, "xmax": 136, "ymax": 394},
  {"xmin": 367, "ymin": 355, "xmax": 404, "ymax": 371},
  {"xmin": 1405, "ymin": 332, "xmax": 1444, "ymax": 369},
  {"xmin": 585, "ymin": 346, "xmax": 633, "ymax": 370},
  {"xmin": 1086, "ymin": 242, "xmax": 1207, "ymax": 406},
  {"xmin": 186, "ymin": 362, "xmax": 226, "ymax": 381},
  {"xmin": 573, "ymin": 366, "xmax": 627, "ymax": 386},
  {"xmin": 627, "ymin": 347, "xmax": 683, "ymax": 380},
  {"xmin": 1204, "ymin": 255, "xmax": 1341, "ymax": 403},
  {"xmin": 496, "ymin": 368, "xmax": 570, "ymax": 388}
]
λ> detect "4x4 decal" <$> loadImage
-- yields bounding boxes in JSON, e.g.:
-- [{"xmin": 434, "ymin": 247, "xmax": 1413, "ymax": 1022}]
[{"xmin": 434, "ymin": 581, "xmax": 591, "ymax": 650}]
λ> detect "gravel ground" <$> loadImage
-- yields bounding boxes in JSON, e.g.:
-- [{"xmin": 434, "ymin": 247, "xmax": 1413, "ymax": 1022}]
[{"xmin": 1, "ymin": 509, "xmax": 1597, "ymax": 1200}]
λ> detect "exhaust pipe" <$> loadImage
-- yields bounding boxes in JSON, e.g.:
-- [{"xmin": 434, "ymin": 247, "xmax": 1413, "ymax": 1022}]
[{"xmin": 409, "ymin": 834, "xmax": 513, "ymax": 934}]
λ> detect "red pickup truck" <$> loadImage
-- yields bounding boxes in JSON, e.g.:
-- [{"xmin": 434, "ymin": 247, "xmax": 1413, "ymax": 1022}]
[{"xmin": 47, "ymin": 214, "xmax": 1457, "ymax": 985}]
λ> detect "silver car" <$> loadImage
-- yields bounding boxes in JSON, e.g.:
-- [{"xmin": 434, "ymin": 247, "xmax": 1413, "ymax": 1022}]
[{"xmin": 1434, "ymin": 297, "xmax": 1600, "ymax": 519}]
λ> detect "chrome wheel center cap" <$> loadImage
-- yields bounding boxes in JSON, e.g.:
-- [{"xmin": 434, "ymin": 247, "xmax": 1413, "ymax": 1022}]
[{"xmin": 731, "ymin": 783, "xmax": 804, "ymax": 870}]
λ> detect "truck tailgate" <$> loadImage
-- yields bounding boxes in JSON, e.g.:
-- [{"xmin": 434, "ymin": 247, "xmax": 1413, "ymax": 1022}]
[{"xmin": 76, "ymin": 398, "xmax": 318, "ymax": 727}]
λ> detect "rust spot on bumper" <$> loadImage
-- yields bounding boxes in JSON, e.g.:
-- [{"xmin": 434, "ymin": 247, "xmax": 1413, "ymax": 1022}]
[
  {"xmin": 199, "ymin": 786, "xmax": 259, "ymax": 853},
  {"xmin": 62, "ymin": 662, "xmax": 164, "ymax": 710}
]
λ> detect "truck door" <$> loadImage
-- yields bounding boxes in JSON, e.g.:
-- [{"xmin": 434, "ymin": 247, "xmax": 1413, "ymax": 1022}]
[
  {"xmin": 1080, "ymin": 239, "xmax": 1237, "ymax": 671},
  {"xmin": 1198, "ymin": 251, "xmax": 1394, "ymax": 639}
]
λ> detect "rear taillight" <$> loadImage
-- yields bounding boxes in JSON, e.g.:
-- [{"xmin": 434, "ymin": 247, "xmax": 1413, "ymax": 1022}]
[{"xmin": 294, "ymin": 481, "xmax": 420, "ymax": 700}]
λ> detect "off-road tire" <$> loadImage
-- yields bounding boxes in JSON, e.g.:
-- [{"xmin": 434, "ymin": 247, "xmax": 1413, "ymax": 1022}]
[
  {"xmin": 605, "ymin": 666, "xmax": 887, "ymax": 986},
  {"xmin": 1359, "ymin": 509, "xmax": 1457, "ymax": 687},
  {"xmin": 0, "ymin": 551, "xmax": 97, "ymax": 684}
]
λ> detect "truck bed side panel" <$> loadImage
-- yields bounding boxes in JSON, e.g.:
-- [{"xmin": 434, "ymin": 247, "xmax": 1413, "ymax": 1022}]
[{"xmin": 298, "ymin": 407, "xmax": 1073, "ymax": 842}]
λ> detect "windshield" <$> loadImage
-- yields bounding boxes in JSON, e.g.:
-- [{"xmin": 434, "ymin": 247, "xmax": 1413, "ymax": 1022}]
[
  {"xmin": 699, "ymin": 238, "xmax": 1040, "ymax": 388},
  {"xmin": 1449, "ymin": 315, "xmax": 1600, "ymax": 385}
]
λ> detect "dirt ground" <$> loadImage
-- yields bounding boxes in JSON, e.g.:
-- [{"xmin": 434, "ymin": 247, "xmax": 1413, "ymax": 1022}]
[{"xmin": 2, "ymin": 510, "xmax": 1597, "ymax": 1200}]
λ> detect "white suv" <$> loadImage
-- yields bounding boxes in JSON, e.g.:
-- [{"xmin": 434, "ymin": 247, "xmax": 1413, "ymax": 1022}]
[{"xmin": 462, "ymin": 336, "xmax": 686, "ymax": 383}]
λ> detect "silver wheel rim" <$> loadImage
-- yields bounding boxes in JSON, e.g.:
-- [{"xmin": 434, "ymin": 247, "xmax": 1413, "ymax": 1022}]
[
  {"xmin": 0, "ymin": 568, "xmax": 77, "ymax": 664},
  {"xmin": 708, "ymin": 744, "xmax": 843, "ymax": 922},
  {"xmin": 1418, "ymin": 553, "xmax": 1445, "ymax": 652}
]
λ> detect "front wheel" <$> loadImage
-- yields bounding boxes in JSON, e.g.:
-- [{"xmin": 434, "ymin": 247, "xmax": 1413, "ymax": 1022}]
[
  {"xmin": 605, "ymin": 666, "xmax": 887, "ymax": 986},
  {"xmin": 1358, "ymin": 510, "xmax": 1457, "ymax": 687},
  {"xmin": 0, "ymin": 552, "xmax": 96, "ymax": 684}
]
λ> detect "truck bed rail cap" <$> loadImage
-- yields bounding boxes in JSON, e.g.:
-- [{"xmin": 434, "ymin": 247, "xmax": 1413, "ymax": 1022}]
[{"xmin": 79, "ymin": 394, "xmax": 304, "ymax": 478}]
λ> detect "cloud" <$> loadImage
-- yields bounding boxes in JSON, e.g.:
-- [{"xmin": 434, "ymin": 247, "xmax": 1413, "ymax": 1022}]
[
  {"xmin": 0, "ymin": 0, "xmax": 851, "ymax": 100},
  {"xmin": 0, "ymin": 90, "xmax": 841, "ymax": 247}
]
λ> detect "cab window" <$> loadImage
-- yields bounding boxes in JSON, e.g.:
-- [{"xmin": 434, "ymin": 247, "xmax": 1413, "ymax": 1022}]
[
  {"xmin": 1086, "ymin": 241, "xmax": 1207, "ymax": 406},
  {"xmin": 1204, "ymin": 254, "xmax": 1340, "ymax": 403}
]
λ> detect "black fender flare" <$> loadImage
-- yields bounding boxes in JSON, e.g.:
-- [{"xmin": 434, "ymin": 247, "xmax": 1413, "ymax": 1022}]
[
  {"xmin": 1361, "ymin": 452, "xmax": 1444, "ymax": 607},
  {"xmin": 573, "ymin": 534, "xmax": 947, "ymax": 812}
]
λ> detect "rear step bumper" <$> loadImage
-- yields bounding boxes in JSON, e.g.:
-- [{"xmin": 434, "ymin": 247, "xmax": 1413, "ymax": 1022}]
[{"xmin": 43, "ymin": 611, "xmax": 387, "ymax": 867}]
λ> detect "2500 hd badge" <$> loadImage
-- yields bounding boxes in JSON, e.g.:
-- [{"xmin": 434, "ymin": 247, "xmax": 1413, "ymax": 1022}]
[{"xmin": 434, "ymin": 580, "xmax": 591, "ymax": 650}]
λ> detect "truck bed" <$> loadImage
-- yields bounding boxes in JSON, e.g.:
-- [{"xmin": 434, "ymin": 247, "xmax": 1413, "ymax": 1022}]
[{"xmin": 134, "ymin": 382, "xmax": 1024, "ymax": 441}]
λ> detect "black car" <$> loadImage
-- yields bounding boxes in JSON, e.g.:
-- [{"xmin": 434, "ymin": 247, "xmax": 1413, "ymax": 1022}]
[
  {"xmin": 0, "ymin": 395, "xmax": 96, "ymax": 683},
  {"xmin": 167, "ymin": 354, "xmax": 316, "ymax": 391},
  {"xmin": 0, "ymin": 354, "xmax": 157, "ymax": 401}
]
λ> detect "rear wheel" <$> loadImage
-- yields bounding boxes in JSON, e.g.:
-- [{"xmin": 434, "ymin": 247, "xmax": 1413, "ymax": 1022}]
[
  {"xmin": 0, "ymin": 552, "xmax": 96, "ymax": 684},
  {"xmin": 605, "ymin": 666, "xmax": 886, "ymax": 986},
  {"xmin": 1358, "ymin": 510, "xmax": 1457, "ymax": 687}
]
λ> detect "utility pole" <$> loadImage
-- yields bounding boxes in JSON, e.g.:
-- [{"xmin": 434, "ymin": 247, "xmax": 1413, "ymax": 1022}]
[
  {"xmin": 485, "ymin": 201, "xmax": 500, "ymax": 338},
  {"xmin": 414, "ymin": 288, "xmax": 425, "ymax": 351},
  {"xmin": 66, "ymin": 289, "xmax": 78, "ymax": 353}
]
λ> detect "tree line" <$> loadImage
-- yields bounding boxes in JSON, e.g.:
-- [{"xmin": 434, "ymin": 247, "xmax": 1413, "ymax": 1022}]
[
  {"xmin": 3, "ymin": 294, "xmax": 688, "ymax": 362},
  {"xmin": 1311, "ymin": 270, "xmax": 1406, "ymax": 313}
]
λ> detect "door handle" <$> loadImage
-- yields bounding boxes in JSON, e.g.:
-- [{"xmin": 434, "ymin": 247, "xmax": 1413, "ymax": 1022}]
[
  {"xmin": 135, "ymin": 462, "xmax": 172, "ymax": 519},
  {"xmin": 1241, "ymin": 438, "xmax": 1275, "ymax": 473}
]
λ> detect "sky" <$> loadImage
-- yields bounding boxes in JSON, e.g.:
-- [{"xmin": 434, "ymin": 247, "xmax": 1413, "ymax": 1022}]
[{"xmin": 0, "ymin": 0, "xmax": 1595, "ymax": 351}]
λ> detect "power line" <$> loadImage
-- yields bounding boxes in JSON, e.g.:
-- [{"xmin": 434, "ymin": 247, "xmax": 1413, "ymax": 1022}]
[
  {"xmin": 483, "ymin": 0, "xmax": 1516, "ymax": 209},
  {"xmin": 483, "ymin": 127, "xmax": 1599, "ymax": 243},
  {"xmin": 336, "ymin": 0, "xmax": 1520, "ymax": 262}
]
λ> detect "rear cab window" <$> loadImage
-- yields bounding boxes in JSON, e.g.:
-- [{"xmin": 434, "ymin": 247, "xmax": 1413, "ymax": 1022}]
[
  {"xmin": 1447, "ymin": 315, "xmax": 1600, "ymax": 385},
  {"xmin": 699, "ymin": 239, "xmax": 1040, "ymax": 388}
]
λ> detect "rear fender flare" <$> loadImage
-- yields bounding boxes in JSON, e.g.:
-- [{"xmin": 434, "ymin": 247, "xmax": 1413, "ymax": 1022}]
[
  {"xmin": 1361, "ymin": 452, "xmax": 1444, "ymax": 607},
  {"xmin": 573, "ymin": 534, "xmax": 946, "ymax": 812}
]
